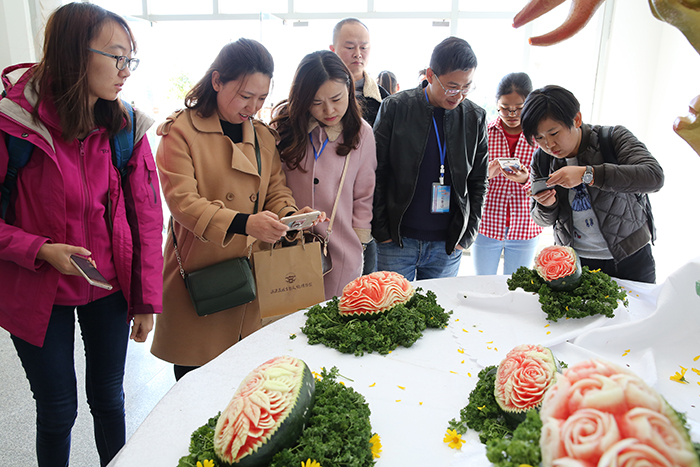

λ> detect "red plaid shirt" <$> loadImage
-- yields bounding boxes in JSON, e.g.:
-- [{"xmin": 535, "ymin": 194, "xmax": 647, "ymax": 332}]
[{"xmin": 478, "ymin": 118, "xmax": 542, "ymax": 241}]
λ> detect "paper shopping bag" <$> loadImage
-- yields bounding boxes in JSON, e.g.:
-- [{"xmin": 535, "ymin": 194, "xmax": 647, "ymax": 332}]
[{"xmin": 252, "ymin": 240, "xmax": 325, "ymax": 319}]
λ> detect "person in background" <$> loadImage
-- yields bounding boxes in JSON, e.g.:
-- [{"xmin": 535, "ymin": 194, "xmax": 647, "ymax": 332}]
[
  {"xmin": 150, "ymin": 39, "xmax": 319, "ymax": 380},
  {"xmin": 472, "ymin": 72, "xmax": 542, "ymax": 275},
  {"xmin": 522, "ymin": 85, "xmax": 663, "ymax": 283},
  {"xmin": 418, "ymin": 68, "xmax": 428, "ymax": 85},
  {"xmin": 0, "ymin": 3, "xmax": 163, "ymax": 465},
  {"xmin": 372, "ymin": 37, "xmax": 488, "ymax": 281},
  {"xmin": 272, "ymin": 51, "xmax": 376, "ymax": 299},
  {"xmin": 377, "ymin": 70, "xmax": 400, "ymax": 95},
  {"xmin": 331, "ymin": 17, "xmax": 388, "ymax": 275}
]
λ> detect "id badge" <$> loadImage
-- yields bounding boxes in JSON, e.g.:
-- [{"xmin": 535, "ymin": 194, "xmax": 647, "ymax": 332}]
[{"xmin": 431, "ymin": 183, "xmax": 450, "ymax": 213}]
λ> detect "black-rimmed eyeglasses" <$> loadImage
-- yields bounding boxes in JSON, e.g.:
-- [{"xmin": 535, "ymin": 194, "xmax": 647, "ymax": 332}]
[
  {"xmin": 498, "ymin": 106, "xmax": 524, "ymax": 117},
  {"xmin": 88, "ymin": 48, "xmax": 140, "ymax": 72}
]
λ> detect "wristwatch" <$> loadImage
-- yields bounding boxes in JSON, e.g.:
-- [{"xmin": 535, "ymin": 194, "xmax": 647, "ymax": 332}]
[{"xmin": 582, "ymin": 166, "xmax": 594, "ymax": 185}]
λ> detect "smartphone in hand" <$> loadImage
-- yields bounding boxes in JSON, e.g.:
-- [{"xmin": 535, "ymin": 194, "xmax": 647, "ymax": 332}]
[
  {"xmin": 498, "ymin": 158, "xmax": 522, "ymax": 174},
  {"xmin": 70, "ymin": 255, "xmax": 113, "ymax": 290},
  {"xmin": 280, "ymin": 211, "xmax": 321, "ymax": 230},
  {"xmin": 531, "ymin": 177, "xmax": 551, "ymax": 195}
]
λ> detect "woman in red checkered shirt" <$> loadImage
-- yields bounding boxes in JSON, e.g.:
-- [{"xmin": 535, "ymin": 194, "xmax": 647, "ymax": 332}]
[{"xmin": 472, "ymin": 73, "xmax": 542, "ymax": 275}]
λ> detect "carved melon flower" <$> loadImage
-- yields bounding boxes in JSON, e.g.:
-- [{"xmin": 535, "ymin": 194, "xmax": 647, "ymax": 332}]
[
  {"xmin": 370, "ymin": 433, "xmax": 382, "ymax": 458},
  {"xmin": 301, "ymin": 459, "xmax": 321, "ymax": 467},
  {"xmin": 444, "ymin": 428, "xmax": 465, "ymax": 449}
]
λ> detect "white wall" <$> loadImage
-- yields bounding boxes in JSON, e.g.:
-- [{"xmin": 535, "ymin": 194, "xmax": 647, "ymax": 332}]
[{"xmin": 0, "ymin": 0, "xmax": 37, "ymax": 70}]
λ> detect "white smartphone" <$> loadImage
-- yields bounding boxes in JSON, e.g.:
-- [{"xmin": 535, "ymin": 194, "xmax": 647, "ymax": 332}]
[
  {"xmin": 70, "ymin": 255, "xmax": 113, "ymax": 290},
  {"xmin": 280, "ymin": 211, "xmax": 321, "ymax": 230},
  {"xmin": 498, "ymin": 158, "xmax": 522, "ymax": 174}
]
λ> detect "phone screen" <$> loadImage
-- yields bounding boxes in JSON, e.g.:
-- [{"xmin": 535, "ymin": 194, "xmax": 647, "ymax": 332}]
[{"xmin": 70, "ymin": 255, "xmax": 113, "ymax": 290}]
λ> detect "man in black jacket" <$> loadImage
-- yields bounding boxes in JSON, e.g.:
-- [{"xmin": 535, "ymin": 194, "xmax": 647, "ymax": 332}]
[{"xmin": 372, "ymin": 37, "xmax": 489, "ymax": 280}]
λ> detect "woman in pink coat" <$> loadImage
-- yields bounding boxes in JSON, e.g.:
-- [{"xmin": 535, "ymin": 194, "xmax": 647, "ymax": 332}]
[{"xmin": 272, "ymin": 51, "xmax": 377, "ymax": 299}]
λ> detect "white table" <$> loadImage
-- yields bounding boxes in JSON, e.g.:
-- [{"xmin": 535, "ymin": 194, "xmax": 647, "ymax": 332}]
[{"xmin": 109, "ymin": 259, "xmax": 700, "ymax": 467}]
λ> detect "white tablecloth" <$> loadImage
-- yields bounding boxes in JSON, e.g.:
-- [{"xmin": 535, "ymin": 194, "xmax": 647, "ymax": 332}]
[{"xmin": 109, "ymin": 258, "xmax": 700, "ymax": 467}]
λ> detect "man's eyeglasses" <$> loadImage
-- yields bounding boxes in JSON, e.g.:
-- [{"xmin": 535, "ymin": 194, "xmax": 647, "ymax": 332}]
[
  {"xmin": 498, "ymin": 106, "xmax": 524, "ymax": 117},
  {"xmin": 434, "ymin": 74, "xmax": 473, "ymax": 97},
  {"xmin": 88, "ymin": 48, "xmax": 140, "ymax": 72}
]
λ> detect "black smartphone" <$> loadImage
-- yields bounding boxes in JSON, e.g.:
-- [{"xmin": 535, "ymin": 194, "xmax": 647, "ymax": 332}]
[
  {"xmin": 531, "ymin": 177, "xmax": 552, "ymax": 195},
  {"xmin": 69, "ymin": 255, "xmax": 113, "ymax": 290}
]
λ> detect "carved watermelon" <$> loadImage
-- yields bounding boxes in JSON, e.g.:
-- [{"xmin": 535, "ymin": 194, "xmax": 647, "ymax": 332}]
[
  {"xmin": 338, "ymin": 271, "xmax": 415, "ymax": 319},
  {"xmin": 213, "ymin": 356, "xmax": 315, "ymax": 466},
  {"xmin": 534, "ymin": 245, "xmax": 582, "ymax": 291},
  {"xmin": 494, "ymin": 344, "xmax": 557, "ymax": 415}
]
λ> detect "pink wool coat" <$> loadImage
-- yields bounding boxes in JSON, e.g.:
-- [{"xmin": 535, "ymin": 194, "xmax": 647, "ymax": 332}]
[{"xmin": 283, "ymin": 119, "xmax": 376, "ymax": 299}]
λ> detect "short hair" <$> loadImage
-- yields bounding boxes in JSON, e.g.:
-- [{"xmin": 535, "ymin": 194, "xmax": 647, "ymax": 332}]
[
  {"xmin": 521, "ymin": 85, "xmax": 581, "ymax": 145},
  {"xmin": 185, "ymin": 39, "xmax": 273, "ymax": 119},
  {"xmin": 271, "ymin": 50, "xmax": 362, "ymax": 171},
  {"xmin": 32, "ymin": 2, "xmax": 136, "ymax": 141},
  {"xmin": 496, "ymin": 72, "xmax": 533, "ymax": 101},
  {"xmin": 377, "ymin": 70, "xmax": 398, "ymax": 94},
  {"xmin": 429, "ymin": 37, "xmax": 477, "ymax": 76},
  {"xmin": 332, "ymin": 18, "xmax": 369, "ymax": 45}
]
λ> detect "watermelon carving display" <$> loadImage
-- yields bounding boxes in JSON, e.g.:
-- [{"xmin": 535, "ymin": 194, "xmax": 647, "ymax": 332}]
[
  {"xmin": 494, "ymin": 344, "xmax": 558, "ymax": 414},
  {"xmin": 339, "ymin": 271, "xmax": 415, "ymax": 319},
  {"xmin": 213, "ymin": 356, "xmax": 315, "ymax": 466},
  {"xmin": 534, "ymin": 245, "xmax": 582, "ymax": 291}
]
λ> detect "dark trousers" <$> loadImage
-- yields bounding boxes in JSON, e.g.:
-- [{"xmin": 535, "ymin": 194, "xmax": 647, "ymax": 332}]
[
  {"xmin": 11, "ymin": 292, "xmax": 130, "ymax": 467},
  {"xmin": 580, "ymin": 243, "xmax": 656, "ymax": 284},
  {"xmin": 362, "ymin": 238, "xmax": 377, "ymax": 275}
]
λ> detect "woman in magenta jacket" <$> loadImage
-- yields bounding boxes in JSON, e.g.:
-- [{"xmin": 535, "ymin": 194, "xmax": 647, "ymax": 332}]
[
  {"xmin": 0, "ymin": 4, "xmax": 162, "ymax": 466},
  {"xmin": 272, "ymin": 51, "xmax": 376, "ymax": 299}
]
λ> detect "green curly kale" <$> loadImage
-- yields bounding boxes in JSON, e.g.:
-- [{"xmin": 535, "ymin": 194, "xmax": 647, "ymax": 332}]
[
  {"xmin": 301, "ymin": 288, "xmax": 452, "ymax": 356},
  {"xmin": 177, "ymin": 367, "xmax": 375, "ymax": 467},
  {"xmin": 507, "ymin": 266, "xmax": 628, "ymax": 321},
  {"xmin": 448, "ymin": 366, "xmax": 514, "ymax": 444},
  {"xmin": 486, "ymin": 410, "xmax": 542, "ymax": 467},
  {"xmin": 177, "ymin": 415, "xmax": 219, "ymax": 467}
]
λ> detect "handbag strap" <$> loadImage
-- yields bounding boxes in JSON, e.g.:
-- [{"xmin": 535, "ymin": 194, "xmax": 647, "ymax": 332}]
[
  {"xmin": 326, "ymin": 152, "xmax": 350, "ymax": 238},
  {"xmin": 171, "ymin": 121, "xmax": 263, "ymax": 280}
]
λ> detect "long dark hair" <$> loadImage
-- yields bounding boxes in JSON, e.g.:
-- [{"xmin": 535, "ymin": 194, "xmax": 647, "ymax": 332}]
[
  {"xmin": 185, "ymin": 38, "xmax": 274, "ymax": 119},
  {"xmin": 271, "ymin": 50, "xmax": 362, "ymax": 171},
  {"xmin": 31, "ymin": 2, "xmax": 135, "ymax": 141},
  {"xmin": 377, "ymin": 70, "xmax": 398, "ymax": 95}
]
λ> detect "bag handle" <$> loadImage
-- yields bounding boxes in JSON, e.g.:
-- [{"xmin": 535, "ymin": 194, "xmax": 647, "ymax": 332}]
[
  {"xmin": 325, "ymin": 152, "xmax": 351, "ymax": 239},
  {"xmin": 171, "ymin": 123, "xmax": 262, "ymax": 280}
]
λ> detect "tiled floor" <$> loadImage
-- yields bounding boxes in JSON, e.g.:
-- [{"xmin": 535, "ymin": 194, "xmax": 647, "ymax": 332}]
[{"xmin": 0, "ymin": 326, "xmax": 174, "ymax": 466}]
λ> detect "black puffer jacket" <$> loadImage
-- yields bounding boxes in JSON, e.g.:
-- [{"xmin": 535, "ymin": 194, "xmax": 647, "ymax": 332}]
[
  {"xmin": 372, "ymin": 83, "xmax": 489, "ymax": 254},
  {"xmin": 531, "ymin": 124, "xmax": 664, "ymax": 261}
]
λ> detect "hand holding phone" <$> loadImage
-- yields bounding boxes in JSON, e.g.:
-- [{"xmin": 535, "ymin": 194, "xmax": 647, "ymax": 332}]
[
  {"xmin": 498, "ymin": 158, "xmax": 522, "ymax": 174},
  {"xmin": 280, "ymin": 210, "xmax": 321, "ymax": 230},
  {"xmin": 531, "ymin": 177, "xmax": 552, "ymax": 195},
  {"xmin": 70, "ymin": 255, "xmax": 113, "ymax": 290}
]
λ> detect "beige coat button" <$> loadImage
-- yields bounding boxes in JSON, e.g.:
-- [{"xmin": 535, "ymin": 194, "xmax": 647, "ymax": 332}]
[
  {"xmin": 226, "ymin": 193, "xmax": 234, "ymax": 201},
  {"xmin": 249, "ymin": 193, "xmax": 258, "ymax": 202}
]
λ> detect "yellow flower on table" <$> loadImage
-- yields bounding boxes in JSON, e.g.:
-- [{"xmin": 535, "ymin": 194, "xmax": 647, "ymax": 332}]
[
  {"xmin": 670, "ymin": 366, "xmax": 689, "ymax": 384},
  {"xmin": 196, "ymin": 460, "xmax": 214, "ymax": 467},
  {"xmin": 301, "ymin": 459, "xmax": 321, "ymax": 467},
  {"xmin": 443, "ymin": 428, "xmax": 464, "ymax": 449},
  {"xmin": 370, "ymin": 433, "xmax": 382, "ymax": 458}
]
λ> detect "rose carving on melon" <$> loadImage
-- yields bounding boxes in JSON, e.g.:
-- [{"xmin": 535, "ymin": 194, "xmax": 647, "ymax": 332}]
[
  {"xmin": 494, "ymin": 344, "xmax": 558, "ymax": 414},
  {"xmin": 213, "ymin": 356, "xmax": 315, "ymax": 466},
  {"xmin": 534, "ymin": 245, "xmax": 583, "ymax": 291},
  {"xmin": 339, "ymin": 271, "xmax": 415, "ymax": 318}
]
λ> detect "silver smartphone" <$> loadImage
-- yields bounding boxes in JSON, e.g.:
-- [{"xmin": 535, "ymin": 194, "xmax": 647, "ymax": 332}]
[
  {"xmin": 70, "ymin": 255, "xmax": 113, "ymax": 290},
  {"xmin": 280, "ymin": 211, "xmax": 321, "ymax": 230},
  {"xmin": 531, "ymin": 177, "xmax": 551, "ymax": 195}
]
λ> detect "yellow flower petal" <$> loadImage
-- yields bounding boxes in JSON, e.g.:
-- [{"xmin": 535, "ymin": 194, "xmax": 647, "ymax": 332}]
[
  {"xmin": 694, "ymin": 355, "xmax": 700, "ymax": 362},
  {"xmin": 462, "ymin": 328, "xmax": 469, "ymax": 332},
  {"xmin": 450, "ymin": 370, "xmax": 457, "ymax": 374},
  {"xmin": 370, "ymin": 434, "xmax": 382, "ymax": 459},
  {"xmin": 544, "ymin": 324, "xmax": 550, "ymax": 328},
  {"xmin": 369, "ymin": 382, "xmax": 376, "ymax": 387},
  {"xmin": 670, "ymin": 366, "xmax": 689, "ymax": 384},
  {"xmin": 396, "ymin": 399, "xmax": 401, "ymax": 402},
  {"xmin": 468, "ymin": 372, "xmax": 472, "ymax": 377},
  {"xmin": 458, "ymin": 348, "xmax": 465, "ymax": 354},
  {"xmin": 419, "ymin": 401, "xmax": 423, "ymax": 405},
  {"xmin": 398, "ymin": 385, "xmax": 405, "ymax": 390},
  {"xmin": 486, "ymin": 341, "xmax": 493, "ymax": 344}
]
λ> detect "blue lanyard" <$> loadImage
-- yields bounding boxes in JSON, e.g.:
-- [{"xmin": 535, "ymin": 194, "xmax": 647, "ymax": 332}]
[
  {"xmin": 309, "ymin": 133, "xmax": 329, "ymax": 161},
  {"xmin": 424, "ymin": 88, "xmax": 446, "ymax": 184}
]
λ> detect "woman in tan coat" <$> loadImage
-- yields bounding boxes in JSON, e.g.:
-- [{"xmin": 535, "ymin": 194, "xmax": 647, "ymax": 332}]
[{"xmin": 151, "ymin": 39, "xmax": 318, "ymax": 380}]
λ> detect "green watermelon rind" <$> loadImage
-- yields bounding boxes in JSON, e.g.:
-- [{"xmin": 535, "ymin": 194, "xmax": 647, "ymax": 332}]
[{"xmin": 217, "ymin": 360, "xmax": 316, "ymax": 467}]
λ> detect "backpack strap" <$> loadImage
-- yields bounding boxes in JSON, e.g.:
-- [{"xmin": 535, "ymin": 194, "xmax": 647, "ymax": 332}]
[
  {"xmin": 110, "ymin": 100, "xmax": 136, "ymax": 177},
  {"xmin": 598, "ymin": 126, "xmax": 617, "ymax": 164},
  {"xmin": 1, "ymin": 134, "xmax": 34, "ymax": 220}
]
